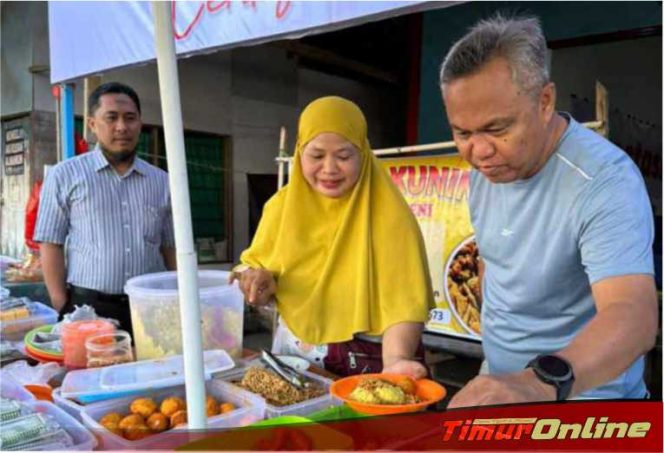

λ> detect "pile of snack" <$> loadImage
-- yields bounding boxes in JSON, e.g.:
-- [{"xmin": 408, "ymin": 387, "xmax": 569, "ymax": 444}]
[
  {"xmin": 447, "ymin": 239, "xmax": 482, "ymax": 334},
  {"xmin": 0, "ymin": 298, "xmax": 32, "ymax": 324},
  {"xmin": 349, "ymin": 377, "xmax": 421, "ymax": 405},
  {"xmin": 0, "ymin": 398, "xmax": 74, "ymax": 450},
  {"xmin": 235, "ymin": 367, "xmax": 325, "ymax": 407},
  {"xmin": 98, "ymin": 395, "xmax": 235, "ymax": 441},
  {"xmin": 4, "ymin": 253, "xmax": 43, "ymax": 283},
  {"xmin": 1, "ymin": 297, "xmax": 54, "ymax": 340}
]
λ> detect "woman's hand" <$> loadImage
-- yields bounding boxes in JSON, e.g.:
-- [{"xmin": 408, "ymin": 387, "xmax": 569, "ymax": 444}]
[
  {"xmin": 383, "ymin": 358, "xmax": 428, "ymax": 379},
  {"xmin": 229, "ymin": 267, "xmax": 277, "ymax": 305},
  {"xmin": 382, "ymin": 322, "xmax": 427, "ymax": 379}
]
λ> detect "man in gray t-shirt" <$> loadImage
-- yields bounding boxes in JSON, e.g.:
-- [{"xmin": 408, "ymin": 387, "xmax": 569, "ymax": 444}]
[{"xmin": 439, "ymin": 16, "xmax": 657, "ymax": 406}]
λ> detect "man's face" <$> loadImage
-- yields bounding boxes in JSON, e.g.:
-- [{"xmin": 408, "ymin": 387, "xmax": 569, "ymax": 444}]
[
  {"xmin": 88, "ymin": 93, "xmax": 142, "ymax": 163},
  {"xmin": 443, "ymin": 57, "xmax": 555, "ymax": 183},
  {"xmin": 300, "ymin": 132, "xmax": 362, "ymax": 198}
]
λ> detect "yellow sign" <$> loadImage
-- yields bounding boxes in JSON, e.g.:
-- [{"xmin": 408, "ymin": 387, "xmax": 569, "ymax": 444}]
[{"xmin": 381, "ymin": 154, "xmax": 480, "ymax": 339}]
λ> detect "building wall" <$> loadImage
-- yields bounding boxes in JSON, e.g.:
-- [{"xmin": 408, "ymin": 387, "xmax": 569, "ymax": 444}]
[
  {"xmin": 552, "ymin": 37, "xmax": 662, "ymax": 213},
  {"xmin": 0, "ymin": 1, "xmax": 34, "ymax": 117},
  {"xmin": 418, "ymin": 1, "xmax": 662, "ymax": 143}
]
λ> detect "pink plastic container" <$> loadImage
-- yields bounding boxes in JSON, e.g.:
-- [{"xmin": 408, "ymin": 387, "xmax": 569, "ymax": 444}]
[{"xmin": 62, "ymin": 320, "xmax": 115, "ymax": 369}]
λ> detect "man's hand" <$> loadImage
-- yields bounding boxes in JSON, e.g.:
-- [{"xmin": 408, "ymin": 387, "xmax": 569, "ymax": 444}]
[
  {"xmin": 383, "ymin": 358, "xmax": 428, "ymax": 379},
  {"xmin": 447, "ymin": 369, "xmax": 556, "ymax": 409},
  {"xmin": 229, "ymin": 267, "xmax": 276, "ymax": 305}
]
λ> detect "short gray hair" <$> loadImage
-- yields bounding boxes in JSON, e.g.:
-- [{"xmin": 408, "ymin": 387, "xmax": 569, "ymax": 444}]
[{"xmin": 440, "ymin": 15, "xmax": 549, "ymax": 98}]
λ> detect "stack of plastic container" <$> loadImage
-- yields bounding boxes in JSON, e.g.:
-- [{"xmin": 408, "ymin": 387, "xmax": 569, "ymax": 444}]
[
  {"xmin": 61, "ymin": 319, "xmax": 116, "ymax": 369},
  {"xmin": 0, "ymin": 376, "xmax": 96, "ymax": 451},
  {"xmin": 0, "ymin": 298, "xmax": 58, "ymax": 341}
]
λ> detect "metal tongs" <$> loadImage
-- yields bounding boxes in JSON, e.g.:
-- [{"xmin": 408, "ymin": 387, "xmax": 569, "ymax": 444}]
[{"xmin": 260, "ymin": 349, "xmax": 310, "ymax": 390}]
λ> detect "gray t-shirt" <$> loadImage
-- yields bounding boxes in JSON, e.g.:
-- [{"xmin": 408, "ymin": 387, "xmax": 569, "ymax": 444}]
[{"xmin": 470, "ymin": 114, "xmax": 654, "ymax": 399}]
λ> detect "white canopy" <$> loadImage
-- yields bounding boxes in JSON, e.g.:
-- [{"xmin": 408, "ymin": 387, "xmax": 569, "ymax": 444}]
[{"xmin": 48, "ymin": 1, "xmax": 454, "ymax": 83}]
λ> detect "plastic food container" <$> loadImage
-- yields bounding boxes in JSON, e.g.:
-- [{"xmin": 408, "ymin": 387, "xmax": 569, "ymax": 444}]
[
  {"xmin": 60, "ymin": 349, "xmax": 235, "ymax": 404},
  {"xmin": 0, "ymin": 376, "xmax": 96, "ymax": 452},
  {"xmin": 16, "ymin": 401, "xmax": 97, "ymax": 451},
  {"xmin": 218, "ymin": 365, "xmax": 339, "ymax": 419},
  {"xmin": 0, "ymin": 301, "xmax": 58, "ymax": 341},
  {"xmin": 86, "ymin": 331, "xmax": 134, "ymax": 368},
  {"xmin": 0, "ymin": 375, "xmax": 36, "ymax": 402},
  {"xmin": 125, "ymin": 270, "xmax": 244, "ymax": 360},
  {"xmin": 79, "ymin": 379, "xmax": 264, "ymax": 450},
  {"xmin": 61, "ymin": 320, "xmax": 116, "ymax": 369}
]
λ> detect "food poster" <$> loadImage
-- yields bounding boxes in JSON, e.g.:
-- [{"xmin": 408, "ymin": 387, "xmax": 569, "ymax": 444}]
[{"xmin": 380, "ymin": 154, "xmax": 481, "ymax": 340}]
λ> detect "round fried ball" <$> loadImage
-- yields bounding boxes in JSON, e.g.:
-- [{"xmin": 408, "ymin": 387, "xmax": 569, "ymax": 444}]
[
  {"xmin": 100, "ymin": 412, "xmax": 123, "ymax": 426},
  {"xmin": 396, "ymin": 377, "xmax": 416, "ymax": 395},
  {"xmin": 118, "ymin": 413, "xmax": 145, "ymax": 430},
  {"xmin": 130, "ymin": 398, "xmax": 158, "ymax": 418},
  {"xmin": 100, "ymin": 416, "xmax": 123, "ymax": 437},
  {"xmin": 147, "ymin": 412, "xmax": 170, "ymax": 432},
  {"xmin": 206, "ymin": 396, "xmax": 220, "ymax": 417},
  {"xmin": 219, "ymin": 402, "xmax": 235, "ymax": 414},
  {"xmin": 160, "ymin": 396, "xmax": 186, "ymax": 417},
  {"xmin": 123, "ymin": 423, "xmax": 152, "ymax": 441},
  {"xmin": 170, "ymin": 409, "xmax": 188, "ymax": 427}
]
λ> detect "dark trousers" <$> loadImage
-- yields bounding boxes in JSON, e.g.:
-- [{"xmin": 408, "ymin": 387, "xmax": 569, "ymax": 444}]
[{"xmin": 62, "ymin": 285, "xmax": 134, "ymax": 337}]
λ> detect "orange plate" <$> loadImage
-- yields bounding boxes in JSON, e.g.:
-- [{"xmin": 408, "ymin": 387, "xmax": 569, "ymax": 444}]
[{"xmin": 330, "ymin": 373, "xmax": 446, "ymax": 416}]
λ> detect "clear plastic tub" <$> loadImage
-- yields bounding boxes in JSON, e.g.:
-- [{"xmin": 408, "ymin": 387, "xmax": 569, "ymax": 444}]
[
  {"xmin": 86, "ymin": 330, "xmax": 134, "ymax": 368},
  {"xmin": 61, "ymin": 319, "xmax": 116, "ymax": 369},
  {"xmin": 0, "ymin": 301, "xmax": 58, "ymax": 341},
  {"xmin": 22, "ymin": 401, "xmax": 97, "ymax": 451},
  {"xmin": 218, "ymin": 365, "xmax": 340, "ymax": 419},
  {"xmin": 125, "ymin": 270, "xmax": 244, "ymax": 360},
  {"xmin": 0, "ymin": 400, "xmax": 96, "ymax": 451},
  {"xmin": 0, "ymin": 375, "xmax": 36, "ymax": 402},
  {"xmin": 60, "ymin": 349, "xmax": 235, "ymax": 404},
  {"xmin": 79, "ymin": 379, "xmax": 265, "ymax": 450}
]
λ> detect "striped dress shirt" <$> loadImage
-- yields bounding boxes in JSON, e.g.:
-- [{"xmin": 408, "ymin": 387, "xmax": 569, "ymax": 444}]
[{"xmin": 35, "ymin": 148, "xmax": 175, "ymax": 294}]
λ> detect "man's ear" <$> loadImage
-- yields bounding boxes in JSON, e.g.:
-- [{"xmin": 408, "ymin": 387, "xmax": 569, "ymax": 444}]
[
  {"xmin": 540, "ymin": 82, "xmax": 556, "ymax": 123},
  {"xmin": 87, "ymin": 116, "xmax": 96, "ymax": 136}
]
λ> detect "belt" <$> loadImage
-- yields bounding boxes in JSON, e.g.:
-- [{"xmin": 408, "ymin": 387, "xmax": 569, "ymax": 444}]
[{"xmin": 68, "ymin": 285, "xmax": 129, "ymax": 303}]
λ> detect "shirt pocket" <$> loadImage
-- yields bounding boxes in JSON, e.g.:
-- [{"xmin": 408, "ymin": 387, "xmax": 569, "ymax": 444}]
[{"xmin": 143, "ymin": 205, "xmax": 162, "ymax": 245}]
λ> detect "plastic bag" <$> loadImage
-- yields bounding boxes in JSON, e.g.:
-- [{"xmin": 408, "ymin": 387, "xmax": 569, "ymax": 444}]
[
  {"xmin": 50, "ymin": 304, "xmax": 119, "ymax": 335},
  {"xmin": 2, "ymin": 361, "xmax": 65, "ymax": 387},
  {"xmin": 24, "ymin": 181, "xmax": 43, "ymax": 252}
]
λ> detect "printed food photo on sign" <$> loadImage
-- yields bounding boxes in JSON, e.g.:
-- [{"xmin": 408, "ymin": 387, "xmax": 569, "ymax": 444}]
[
  {"xmin": 381, "ymin": 154, "xmax": 480, "ymax": 340},
  {"xmin": 444, "ymin": 235, "xmax": 481, "ymax": 335}
]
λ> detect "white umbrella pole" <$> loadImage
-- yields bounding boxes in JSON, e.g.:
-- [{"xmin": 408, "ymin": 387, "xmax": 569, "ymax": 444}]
[{"xmin": 151, "ymin": 1, "xmax": 206, "ymax": 430}]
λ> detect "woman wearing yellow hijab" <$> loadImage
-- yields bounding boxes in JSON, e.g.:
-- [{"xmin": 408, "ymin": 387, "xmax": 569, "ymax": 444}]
[{"xmin": 231, "ymin": 96, "xmax": 434, "ymax": 378}]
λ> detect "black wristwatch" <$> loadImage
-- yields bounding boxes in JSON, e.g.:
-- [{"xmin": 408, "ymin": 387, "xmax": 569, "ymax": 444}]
[{"xmin": 526, "ymin": 354, "xmax": 575, "ymax": 401}]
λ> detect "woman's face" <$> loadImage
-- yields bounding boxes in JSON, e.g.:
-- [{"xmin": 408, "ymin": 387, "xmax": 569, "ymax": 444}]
[{"xmin": 300, "ymin": 132, "xmax": 362, "ymax": 198}]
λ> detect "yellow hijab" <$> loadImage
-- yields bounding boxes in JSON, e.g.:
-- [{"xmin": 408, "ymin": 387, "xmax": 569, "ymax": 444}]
[{"xmin": 240, "ymin": 96, "xmax": 433, "ymax": 344}]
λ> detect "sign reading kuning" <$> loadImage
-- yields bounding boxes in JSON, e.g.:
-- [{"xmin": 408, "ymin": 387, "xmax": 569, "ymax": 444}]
[{"xmin": 381, "ymin": 154, "xmax": 480, "ymax": 340}]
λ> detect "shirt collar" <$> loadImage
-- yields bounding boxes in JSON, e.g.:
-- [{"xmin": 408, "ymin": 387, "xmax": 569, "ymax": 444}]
[{"xmin": 92, "ymin": 145, "xmax": 147, "ymax": 176}]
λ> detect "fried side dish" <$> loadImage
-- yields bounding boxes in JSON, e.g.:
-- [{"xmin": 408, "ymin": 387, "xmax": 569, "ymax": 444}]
[
  {"xmin": 236, "ymin": 366, "xmax": 325, "ymax": 406},
  {"xmin": 349, "ymin": 378, "xmax": 421, "ymax": 405},
  {"xmin": 447, "ymin": 239, "xmax": 482, "ymax": 334}
]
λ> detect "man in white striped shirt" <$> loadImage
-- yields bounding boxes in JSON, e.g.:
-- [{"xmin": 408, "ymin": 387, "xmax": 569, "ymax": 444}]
[{"xmin": 35, "ymin": 82, "xmax": 176, "ymax": 335}]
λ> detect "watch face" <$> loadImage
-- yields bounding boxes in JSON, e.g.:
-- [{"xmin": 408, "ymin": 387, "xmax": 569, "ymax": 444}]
[{"xmin": 539, "ymin": 355, "xmax": 570, "ymax": 378}]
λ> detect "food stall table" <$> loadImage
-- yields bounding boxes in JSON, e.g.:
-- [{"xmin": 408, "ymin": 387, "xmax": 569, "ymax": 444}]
[{"xmin": 3, "ymin": 281, "xmax": 51, "ymax": 306}]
